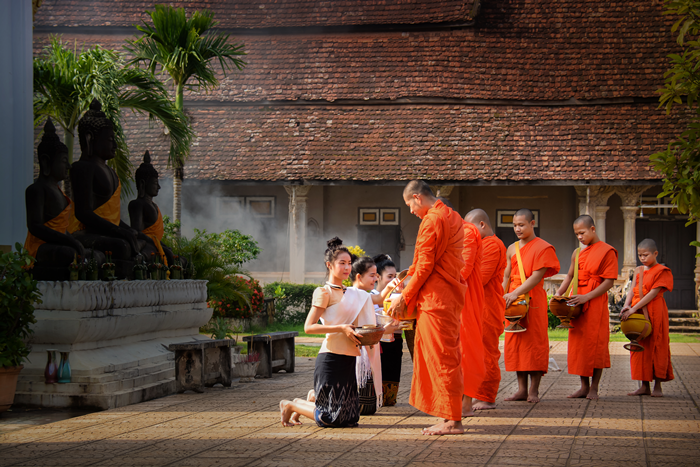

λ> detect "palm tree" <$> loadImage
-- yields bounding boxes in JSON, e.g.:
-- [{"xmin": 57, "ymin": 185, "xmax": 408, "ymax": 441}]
[
  {"xmin": 33, "ymin": 37, "xmax": 193, "ymax": 197},
  {"xmin": 125, "ymin": 5, "xmax": 246, "ymax": 227}
]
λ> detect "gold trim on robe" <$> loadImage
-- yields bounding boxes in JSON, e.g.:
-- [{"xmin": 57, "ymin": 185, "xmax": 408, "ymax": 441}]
[
  {"xmin": 69, "ymin": 180, "xmax": 122, "ymax": 233},
  {"xmin": 24, "ymin": 191, "xmax": 73, "ymax": 261},
  {"xmin": 142, "ymin": 206, "xmax": 168, "ymax": 266}
]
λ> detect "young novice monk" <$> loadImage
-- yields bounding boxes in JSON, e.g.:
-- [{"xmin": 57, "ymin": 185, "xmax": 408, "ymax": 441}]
[
  {"xmin": 503, "ymin": 209, "xmax": 560, "ymax": 403},
  {"xmin": 620, "ymin": 238, "xmax": 674, "ymax": 397},
  {"xmin": 556, "ymin": 215, "xmax": 618, "ymax": 400},
  {"xmin": 280, "ymin": 237, "xmax": 381, "ymax": 427}
]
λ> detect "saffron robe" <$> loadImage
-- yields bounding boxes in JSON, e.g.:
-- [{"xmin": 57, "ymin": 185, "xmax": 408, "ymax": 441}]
[
  {"xmin": 69, "ymin": 180, "xmax": 122, "ymax": 233},
  {"xmin": 460, "ymin": 221, "xmax": 486, "ymax": 398},
  {"xmin": 504, "ymin": 237, "xmax": 560, "ymax": 373},
  {"xmin": 404, "ymin": 200, "xmax": 466, "ymax": 421},
  {"xmin": 24, "ymin": 191, "xmax": 73, "ymax": 260},
  {"xmin": 630, "ymin": 264, "xmax": 674, "ymax": 382},
  {"xmin": 475, "ymin": 234, "xmax": 507, "ymax": 403},
  {"xmin": 142, "ymin": 206, "xmax": 168, "ymax": 266},
  {"xmin": 567, "ymin": 242, "xmax": 618, "ymax": 377}
]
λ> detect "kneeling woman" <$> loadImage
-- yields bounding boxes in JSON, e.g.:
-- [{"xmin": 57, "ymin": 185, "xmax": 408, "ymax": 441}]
[{"xmin": 280, "ymin": 237, "xmax": 382, "ymax": 427}]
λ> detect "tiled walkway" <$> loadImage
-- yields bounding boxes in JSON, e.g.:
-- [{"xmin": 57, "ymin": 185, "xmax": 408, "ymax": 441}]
[{"xmin": 1, "ymin": 342, "xmax": 699, "ymax": 467}]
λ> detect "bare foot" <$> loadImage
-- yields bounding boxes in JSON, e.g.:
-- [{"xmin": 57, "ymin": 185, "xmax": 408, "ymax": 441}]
[
  {"xmin": 288, "ymin": 412, "xmax": 302, "ymax": 425},
  {"xmin": 651, "ymin": 387, "xmax": 663, "ymax": 397},
  {"xmin": 279, "ymin": 400, "xmax": 297, "ymax": 427},
  {"xmin": 473, "ymin": 400, "xmax": 497, "ymax": 410},
  {"xmin": 568, "ymin": 387, "xmax": 589, "ymax": 399},
  {"xmin": 586, "ymin": 388, "xmax": 599, "ymax": 400},
  {"xmin": 461, "ymin": 396, "xmax": 474, "ymax": 417},
  {"xmin": 462, "ymin": 409, "xmax": 475, "ymax": 417},
  {"xmin": 505, "ymin": 390, "xmax": 528, "ymax": 401},
  {"xmin": 628, "ymin": 386, "xmax": 651, "ymax": 396},
  {"xmin": 422, "ymin": 419, "xmax": 464, "ymax": 435},
  {"xmin": 527, "ymin": 390, "xmax": 540, "ymax": 403}
]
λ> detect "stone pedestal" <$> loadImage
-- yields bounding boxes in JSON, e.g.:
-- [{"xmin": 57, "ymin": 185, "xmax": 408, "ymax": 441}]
[{"xmin": 15, "ymin": 280, "xmax": 212, "ymax": 409}]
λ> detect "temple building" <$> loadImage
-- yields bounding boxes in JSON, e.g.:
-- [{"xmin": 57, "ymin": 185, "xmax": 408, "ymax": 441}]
[{"xmin": 33, "ymin": 0, "xmax": 699, "ymax": 311}]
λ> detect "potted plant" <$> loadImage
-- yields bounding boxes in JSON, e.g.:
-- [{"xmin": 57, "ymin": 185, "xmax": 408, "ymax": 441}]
[
  {"xmin": 101, "ymin": 251, "xmax": 116, "ymax": 281},
  {"xmin": 68, "ymin": 253, "xmax": 81, "ymax": 281},
  {"xmin": 170, "ymin": 256, "xmax": 183, "ymax": 280},
  {"xmin": 0, "ymin": 243, "xmax": 41, "ymax": 412},
  {"xmin": 86, "ymin": 252, "xmax": 99, "ymax": 281},
  {"xmin": 133, "ymin": 254, "xmax": 148, "ymax": 280}
]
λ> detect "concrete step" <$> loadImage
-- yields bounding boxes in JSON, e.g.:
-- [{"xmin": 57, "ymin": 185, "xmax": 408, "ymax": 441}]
[
  {"xmin": 668, "ymin": 310, "xmax": 699, "ymax": 318},
  {"xmin": 669, "ymin": 317, "xmax": 700, "ymax": 327},
  {"xmin": 668, "ymin": 325, "xmax": 700, "ymax": 334}
]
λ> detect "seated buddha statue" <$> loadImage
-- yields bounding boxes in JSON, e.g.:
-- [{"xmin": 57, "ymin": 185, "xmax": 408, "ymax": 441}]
[
  {"xmin": 69, "ymin": 99, "xmax": 144, "ymax": 263},
  {"xmin": 128, "ymin": 151, "xmax": 174, "ymax": 266},
  {"xmin": 24, "ymin": 118, "xmax": 94, "ymax": 274}
]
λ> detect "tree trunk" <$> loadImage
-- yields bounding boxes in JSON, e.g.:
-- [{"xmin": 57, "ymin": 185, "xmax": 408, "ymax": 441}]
[{"xmin": 172, "ymin": 83, "xmax": 185, "ymax": 232}]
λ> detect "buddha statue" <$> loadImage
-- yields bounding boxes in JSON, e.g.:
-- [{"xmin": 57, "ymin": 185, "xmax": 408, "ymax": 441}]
[
  {"xmin": 24, "ymin": 118, "xmax": 96, "ymax": 278},
  {"xmin": 69, "ymin": 99, "xmax": 144, "ymax": 267},
  {"xmin": 128, "ymin": 151, "xmax": 174, "ymax": 266}
]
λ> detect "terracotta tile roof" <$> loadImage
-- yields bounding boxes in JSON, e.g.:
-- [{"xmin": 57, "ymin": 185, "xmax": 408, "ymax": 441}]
[
  {"xmin": 119, "ymin": 104, "xmax": 685, "ymax": 183},
  {"xmin": 34, "ymin": 0, "xmax": 476, "ymax": 29}
]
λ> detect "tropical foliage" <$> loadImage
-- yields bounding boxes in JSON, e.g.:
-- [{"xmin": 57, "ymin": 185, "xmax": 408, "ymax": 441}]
[
  {"xmin": 0, "ymin": 244, "xmax": 41, "ymax": 368},
  {"xmin": 262, "ymin": 282, "xmax": 319, "ymax": 325},
  {"xmin": 33, "ymin": 37, "xmax": 192, "ymax": 195},
  {"xmin": 209, "ymin": 277, "xmax": 265, "ymax": 320},
  {"xmin": 652, "ymin": 0, "xmax": 700, "ymax": 243},
  {"xmin": 125, "ymin": 5, "xmax": 246, "ymax": 222}
]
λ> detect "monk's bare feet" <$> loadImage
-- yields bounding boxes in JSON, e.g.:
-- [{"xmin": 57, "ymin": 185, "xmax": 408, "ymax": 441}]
[
  {"xmin": 527, "ymin": 389, "xmax": 540, "ymax": 403},
  {"xmin": 651, "ymin": 387, "xmax": 663, "ymax": 397},
  {"xmin": 422, "ymin": 419, "xmax": 464, "ymax": 435},
  {"xmin": 568, "ymin": 387, "xmax": 589, "ymax": 399},
  {"xmin": 586, "ymin": 388, "xmax": 599, "ymax": 400},
  {"xmin": 461, "ymin": 396, "xmax": 474, "ymax": 417},
  {"xmin": 627, "ymin": 386, "xmax": 651, "ymax": 396},
  {"xmin": 473, "ymin": 400, "xmax": 497, "ymax": 410},
  {"xmin": 280, "ymin": 400, "xmax": 297, "ymax": 427},
  {"xmin": 505, "ymin": 390, "xmax": 528, "ymax": 401}
]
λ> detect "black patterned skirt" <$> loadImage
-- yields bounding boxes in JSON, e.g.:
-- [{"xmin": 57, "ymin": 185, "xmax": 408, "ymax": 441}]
[{"xmin": 314, "ymin": 352, "xmax": 360, "ymax": 428}]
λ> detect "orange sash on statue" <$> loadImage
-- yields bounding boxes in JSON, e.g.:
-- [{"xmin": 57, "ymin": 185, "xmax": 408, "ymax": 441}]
[
  {"xmin": 69, "ymin": 181, "xmax": 122, "ymax": 233},
  {"xmin": 24, "ymin": 192, "xmax": 73, "ymax": 260},
  {"xmin": 142, "ymin": 207, "xmax": 168, "ymax": 266}
]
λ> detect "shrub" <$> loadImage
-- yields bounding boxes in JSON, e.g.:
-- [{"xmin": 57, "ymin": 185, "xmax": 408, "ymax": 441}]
[
  {"xmin": 546, "ymin": 294, "xmax": 561, "ymax": 330},
  {"xmin": 263, "ymin": 282, "xmax": 320, "ymax": 324},
  {"xmin": 209, "ymin": 276, "xmax": 264, "ymax": 319}
]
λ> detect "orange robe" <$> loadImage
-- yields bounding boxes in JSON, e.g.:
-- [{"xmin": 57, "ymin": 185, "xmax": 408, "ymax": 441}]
[
  {"xmin": 475, "ymin": 235, "xmax": 507, "ymax": 403},
  {"xmin": 404, "ymin": 200, "xmax": 466, "ymax": 421},
  {"xmin": 504, "ymin": 237, "xmax": 560, "ymax": 373},
  {"xmin": 24, "ymin": 191, "xmax": 73, "ymax": 260},
  {"xmin": 630, "ymin": 264, "xmax": 674, "ymax": 382},
  {"xmin": 460, "ymin": 221, "xmax": 485, "ymax": 398},
  {"xmin": 567, "ymin": 242, "xmax": 618, "ymax": 377},
  {"xmin": 69, "ymin": 181, "xmax": 122, "ymax": 233},
  {"xmin": 142, "ymin": 206, "xmax": 168, "ymax": 266}
]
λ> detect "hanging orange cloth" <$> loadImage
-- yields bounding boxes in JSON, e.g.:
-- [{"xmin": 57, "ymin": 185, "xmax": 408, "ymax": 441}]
[
  {"xmin": 403, "ymin": 200, "xmax": 466, "ymax": 421},
  {"xmin": 504, "ymin": 237, "xmax": 560, "ymax": 373},
  {"xmin": 142, "ymin": 206, "xmax": 168, "ymax": 266},
  {"xmin": 630, "ymin": 264, "xmax": 674, "ymax": 382},
  {"xmin": 69, "ymin": 181, "xmax": 122, "ymax": 233},
  {"xmin": 567, "ymin": 242, "xmax": 618, "ymax": 377},
  {"xmin": 24, "ymin": 192, "xmax": 73, "ymax": 260},
  {"xmin": 475, "ymin": 234, "xmax": 507, "ymax": 404},
  {"xmin": 460, "ymin": 221, "xmax": 485, "ymax": 399}
]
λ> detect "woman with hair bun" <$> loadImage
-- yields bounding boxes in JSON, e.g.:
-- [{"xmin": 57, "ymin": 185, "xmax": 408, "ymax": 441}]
[{"xmin": 279, "ymin": 237, "xmax": 383, "ymax": 427}]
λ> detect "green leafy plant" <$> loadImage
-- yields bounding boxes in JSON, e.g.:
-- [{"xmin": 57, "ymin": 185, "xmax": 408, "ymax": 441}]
[
  {"xmin": 651, "ymin": 0, "xmax": 700, "ymax": 245},
  {"xmin": 33, "ymin": 37, "xmax": 192, "ymax": 196},
  {"xmin": 263, "ymin": 282, "xmax": 320, "ymax": 324},
  {"xmin": 125, "ymin": 4, "xmax": 246, "ymax": 224},
  {"xmin": 209, "ymin": 277, "xmax": 264, "ymax": 320},
  {"xmin": 0, "ymin": 244, "xmax": 42, "ymax": 368},
  {"xmin": 546, "ymin": 294, "xmax": 561, "ymax": 330},
  {"xmin": 204, "ymin": 316, "xmax": 242, "ymax": 342}
]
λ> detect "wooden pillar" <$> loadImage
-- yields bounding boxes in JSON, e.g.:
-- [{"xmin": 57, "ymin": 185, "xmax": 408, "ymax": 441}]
[{"xmin": 284, "ymin": 186, "xmax": 311, "ymax": 284}]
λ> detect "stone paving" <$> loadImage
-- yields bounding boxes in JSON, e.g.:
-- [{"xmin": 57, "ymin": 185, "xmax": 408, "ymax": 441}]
[{"xmin": 1, "ymin": 341, "xmax": 699, "ymax": 467}]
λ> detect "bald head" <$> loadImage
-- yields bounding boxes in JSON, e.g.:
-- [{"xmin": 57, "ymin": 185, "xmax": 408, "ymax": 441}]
[
  {"xmin": 465, "ymin": 208, "xmax": 492, "ymax": 228},
  {"xmin": 514, "ymin": 208, "xmax": 534, "ymax": 222},
  {"xmin": 403, "ymin": 180, "xmax": 434, "ymax": 199},
  {"xmin": 638, "ymin": 238, "xmax": 658, "ymax": 252},
  {"xmin": 573, "ymin": 214, "xmax": 595, "ymax": 228}
]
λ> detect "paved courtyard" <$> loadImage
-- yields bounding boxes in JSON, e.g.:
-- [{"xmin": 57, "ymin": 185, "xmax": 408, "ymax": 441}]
[{"xmin": 1, "ymin": 341, "xmax": 699, "ymax": 467}]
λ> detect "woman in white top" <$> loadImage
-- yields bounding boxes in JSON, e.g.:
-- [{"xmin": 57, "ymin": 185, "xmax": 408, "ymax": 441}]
[{"xmin": 280, "ymin": 237, "xmax": 379, "ymax": 427}]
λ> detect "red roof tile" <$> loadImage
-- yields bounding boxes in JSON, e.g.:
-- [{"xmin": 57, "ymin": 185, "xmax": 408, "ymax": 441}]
[
  {"xmin": 119, "ymin": 104, "xmax": 685, "ymax": 183},
  {"xmin": 34, "ymin": 0, "xmax": 476, "ymax": 29}
]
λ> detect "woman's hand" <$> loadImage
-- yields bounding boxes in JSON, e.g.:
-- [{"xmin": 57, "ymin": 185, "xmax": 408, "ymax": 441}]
[
  {"xmin": 341, "ymin": 324, "xmax": 362, "ymax": 346},
  {"xmin": 383, "ymin": 321, "xmax": 401, "ymax": 334}
]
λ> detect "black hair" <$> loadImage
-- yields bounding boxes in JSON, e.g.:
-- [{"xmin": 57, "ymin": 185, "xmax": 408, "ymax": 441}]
[
  {"xmin": 514, "ymin": 208, "xmax": 535, "ymax": 222},
  {"xmin": 638, "ymin": 238, "xmax": 658, "ymax": 252},
  {"xmin": 573, "ymin": 214, "xmax": 595, "ymax": 228},
  {"xmin": 373, "ymin": 253, "xmax": 396, "ymax": 276},
  {"xmin": 324, "ymin": 237, "xmax": 351, "ymax": 279},
  {"xmin": 351, "ymin": 256, "xmax": 375, "ymax": 282}
]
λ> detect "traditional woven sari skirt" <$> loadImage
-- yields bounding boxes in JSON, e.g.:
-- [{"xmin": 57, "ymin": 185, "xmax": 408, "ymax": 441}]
[
  {"xmin": 314, "ymin": 352, "xmax": 360, "ymax": 428},
  {"xmin": 380, "ymin": 334, "xmax": 403, "ymax": 406},
  {"xmin": 358, "ymin": 376, "xmax": 377, "ymax": 415}
]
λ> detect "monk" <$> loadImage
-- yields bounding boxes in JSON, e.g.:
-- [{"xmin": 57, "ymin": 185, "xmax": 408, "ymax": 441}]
[
  {"xmin": 466, "ymin": 209, "xmax": 507, "ymax": 411},
  {"xmin": 620, "ymin": 238, "xmax": 674, "ymax": 397},
  {"xmin": 556, "ymin": 215, "xmax": 618, "ymax": 400},
  {"xmin": 503, "ymin": 208, "xmax": 560, "ymax": 403},
  {"xmin": 24, "ymin": 118, "xmax": 86, "ymax": 266},
  {"xmin": 387, "ymin": 181, "xmax": 466, "ymax": 435},
  {"xmin": 459, "ymin": 216, "xmax": 486, "ymax": 417},
  {"xmin": 129, "ymin": 151, "xmax": 174, "ymax": 266}
]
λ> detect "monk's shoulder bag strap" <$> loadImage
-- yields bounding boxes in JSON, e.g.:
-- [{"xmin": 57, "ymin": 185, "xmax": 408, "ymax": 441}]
[{"xmin": 505, "ymin": 241, "xmax": 531, "ymax": 314}]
